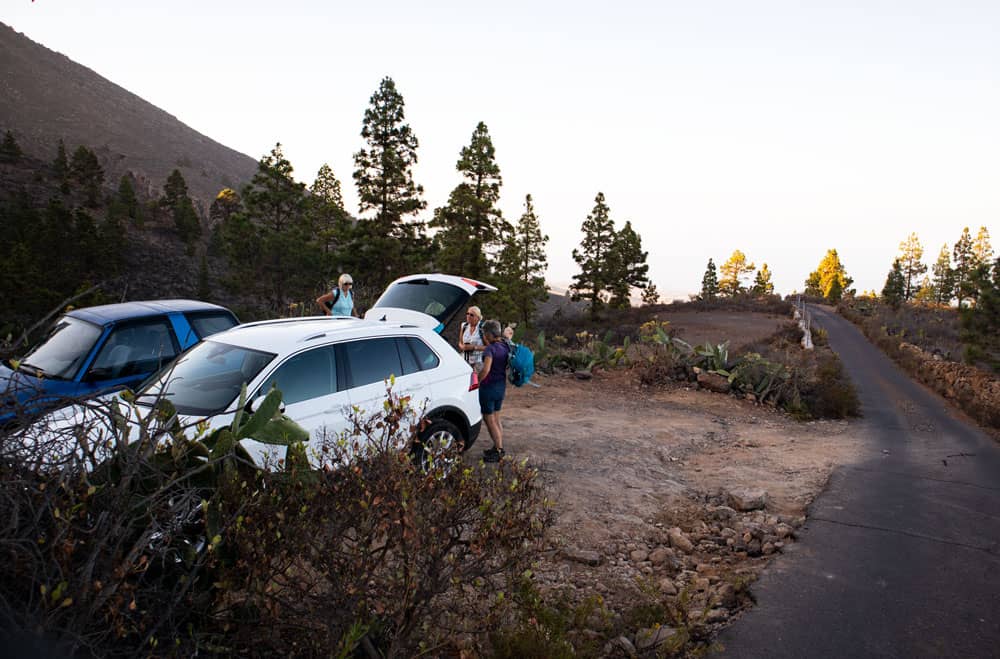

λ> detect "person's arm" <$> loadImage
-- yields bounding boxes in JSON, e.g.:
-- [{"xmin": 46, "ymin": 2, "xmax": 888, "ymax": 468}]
[
  {"xmin": 316, "ymin": 292, "xmax": 334, "ymax": 316},
  {"xmin": 478, "ymin": 352, "xmax": 493, "ymax": 380},
  {"xmin": 457, "ymin": 323, "xmax": 469, "ymax": 351}
]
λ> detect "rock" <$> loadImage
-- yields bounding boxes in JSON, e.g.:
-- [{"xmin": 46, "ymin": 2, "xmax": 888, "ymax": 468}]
[
  {"xmin": 635, "ymin": 626, "xmax": 677, "ymax": 651},
  {"xmin": 574, "ymin": 371, "xmax": 593, "ymax": 380},
  {"xmin": 775, "ymin": 523, "xmax": 794, "ymax": 539},
  {"xmin": 694, "ymin": 577, "xmax": 711, "ymax": 592},
  {"xmin": 745, "ymin": 392, "xmax": 757, "ymax": 402},
  {"xmin": 658, "ymin": 578, "xmax": 678, "ymax": 595},
  {"xmin": 726, "ymin": 488, "xmax": 768, "ymax": 512},
  {"xmin": 762, "ymin": 542, "xmax": 776, "ymax": 555},
  {"xmin": 604, "ymin": 635, "xmax": 637, "ymax": 658},
  {"xmin": 706, "ymin": 608, "xmax": 729, "ymax": 623},
  {"xmin": 715, "ymin": 583, "xmax": 738, "ymax": 608},
  {"xmin": 630, "ymin": 549, "xmax": 649, "ymax": 563},
  {"xmin": 668, "ymin": 527, "xmax": 695, "ymax": 554},
  {"xmin": 747, "ymin": 539, "xmax": 762, "ymax": 557},
  {"xmin": 562, "ymin": 547, "xmax": 602, "ymax": 566},
  {"xmin": 697, "ymin": 371, "xmax": 732, "ymax": 393},
  {"xmin": 648, "ymin": 547, "xmax": 672, "ymax": 565},
  {"xmin": 712, "ymin": 505, "xmax": 738, "ymax": 521}
]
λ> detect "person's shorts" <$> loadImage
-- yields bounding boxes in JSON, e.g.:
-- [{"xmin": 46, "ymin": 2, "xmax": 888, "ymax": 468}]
[{"xmin": 479, "ymin": 381, "xmax": 506, "ymax": 415}]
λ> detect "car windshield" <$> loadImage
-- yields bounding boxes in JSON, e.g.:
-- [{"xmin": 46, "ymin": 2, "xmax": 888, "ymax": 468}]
[
  {"xmin": 18, "ymin": 317, "xmax": 103, "ymax": 380},
  {"xmin": 372, "ymin": 279, "xmax": 468, "ymax": 324},
  {"xmin": 139, "ymin": 340, "xmax": 275, "ymax": 416}
]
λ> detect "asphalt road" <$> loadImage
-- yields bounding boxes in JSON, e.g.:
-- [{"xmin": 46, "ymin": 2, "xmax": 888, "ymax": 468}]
[{"xmin": 717, "ymin": 305, "xmax": 1000, "ymax": 659}]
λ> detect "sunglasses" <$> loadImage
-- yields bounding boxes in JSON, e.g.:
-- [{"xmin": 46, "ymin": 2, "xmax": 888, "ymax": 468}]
[{"xmin": 466, "ymin": 313, "xmax": 477, "ymax": 317}]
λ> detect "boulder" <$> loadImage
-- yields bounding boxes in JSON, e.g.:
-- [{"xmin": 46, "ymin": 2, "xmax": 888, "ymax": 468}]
[
  {"xmin": 648, "ymin": 547, "xmax": 672, "ymax": 565},
  {"xmin": 697, "ymin": 372, "xmax": 732, "ymax": 393},
  {"xmin": 726, "ymin": 488, "xmax": 768, "ymax": 512},
  {"xmin": 658, "ymin": 578, "xmax": 678, "ymax": 595},
  {"xmin": 668, "ymin": 527, "xmax": 695, "ymax": 554},
  {"xmin": 561, "ymin": 547, "xmax": 602, "ymax": 566}
]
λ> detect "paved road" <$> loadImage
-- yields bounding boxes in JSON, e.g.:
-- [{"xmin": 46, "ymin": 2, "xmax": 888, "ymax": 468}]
[{"xmin": 718, "ymin": 305, "xmax": 1000, "ymax": 659}]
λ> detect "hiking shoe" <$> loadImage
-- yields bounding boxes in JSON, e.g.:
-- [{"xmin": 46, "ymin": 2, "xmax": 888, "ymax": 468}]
[{"xmin": 483, "ymin": 447, "xmax": 505, "ymax": 463}]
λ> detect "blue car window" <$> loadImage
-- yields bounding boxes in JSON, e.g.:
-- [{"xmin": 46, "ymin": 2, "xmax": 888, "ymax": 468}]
[
  {"xmin": 187, "ymin": 311, "xmax": 239, "ymax": 340},
  {"xmin": 87, "ymin": 319, "xmax": 178, "ymax": 381}
]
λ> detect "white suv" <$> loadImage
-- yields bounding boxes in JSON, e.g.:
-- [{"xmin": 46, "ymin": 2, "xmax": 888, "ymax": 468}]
[{"xmin": 125, "ymin": 316, "xmax": 481, "ymax": 466}]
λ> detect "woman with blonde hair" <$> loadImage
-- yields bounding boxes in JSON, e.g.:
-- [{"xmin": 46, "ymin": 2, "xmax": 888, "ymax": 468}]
[{"xmin": 458, "ymin": 305, "xmax": 485, "ymax": 367}]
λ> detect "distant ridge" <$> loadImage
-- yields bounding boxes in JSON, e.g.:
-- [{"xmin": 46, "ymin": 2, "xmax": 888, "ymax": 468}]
[{"xmin": 0, "ymin": 21, "xmax": 257, "ymax": 206}]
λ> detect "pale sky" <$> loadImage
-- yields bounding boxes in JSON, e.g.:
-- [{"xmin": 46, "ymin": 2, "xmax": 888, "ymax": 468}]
[{"xmin": 5, "ymin": 1, "xmax": 999, "ymax": 299}]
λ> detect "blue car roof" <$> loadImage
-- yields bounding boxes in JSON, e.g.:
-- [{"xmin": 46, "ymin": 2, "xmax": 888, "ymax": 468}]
[{"xmin": 66, "ymin": 300, "xmax": 232, "ymax": 326}]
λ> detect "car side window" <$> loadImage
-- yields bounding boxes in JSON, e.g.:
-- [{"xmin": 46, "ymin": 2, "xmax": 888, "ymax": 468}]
[
  {"xmin": 187, "ymin": 311, "xmax": 239, "ymax": 339},
  {"xmin": 397, "ymin": 337, "xmax": 420, "ymax": 375},
  {"xmin": 343, "ymin": 338, "xmax": 404, "ymax": 388},
  {"xmin": 406, "ymin": 337, "xmax": 440, "ymax": 371},
  {"xmin": 258, "ymin": 346, "xmax": 337, "ymax": 406},
  {"xmin": 86, "ymin": 318, "xmax": 178, "ymax": 380}
]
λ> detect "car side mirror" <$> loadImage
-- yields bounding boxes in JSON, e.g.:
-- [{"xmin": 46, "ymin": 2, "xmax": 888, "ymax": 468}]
[{"xmin": 248, "ymin": 395, "xmax": 285, "ymax": 415}]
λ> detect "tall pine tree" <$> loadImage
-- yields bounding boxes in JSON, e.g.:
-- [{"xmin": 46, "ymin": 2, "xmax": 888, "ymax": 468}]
[
  {"xmin": 606, "ymin": 220, "xmax": 650, "ymax": 308},
  {"xmin": 931, "ymin": 243, "xmax": 954, "ymax": 305},
  {"xmin": 352, "ymin": 77, "xmax": 427, "ymax": 286},
  {"xmin": 431, "ymin": 122, "xmax": 505, "ymax": 279},
  {"xmin": 570, "ymin": 192, "xmax": 616, "ymax": 318},
  {"xmin": 953, "ymin": 227, "xmax": 976, "ymax": 307},
  {"xmin": 752, "ymin": 263, "xmax": 775, "ymax": 296},
  {"xmin": 495, "ymin": 194, "xmax": 549, "ymax": 325},
  {"xmin": 882, "ymin": 259, "xmax": 905, "ymax": 308},
  {"xmin": 719, "ymin": 250, "xmax": 755, "ymax": 296},
  {"xmin": 700, "ymin": 259, "xmax": 719, "ymax": 300},
  {"xmin": 896, "ymin": 232, "xmax": 926, "ymax": 302}
]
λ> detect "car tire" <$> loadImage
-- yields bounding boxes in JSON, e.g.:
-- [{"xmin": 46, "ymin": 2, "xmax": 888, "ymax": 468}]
[{"xmin": 413, "ymin": 418, "xmax": 464, "ymax": 469}]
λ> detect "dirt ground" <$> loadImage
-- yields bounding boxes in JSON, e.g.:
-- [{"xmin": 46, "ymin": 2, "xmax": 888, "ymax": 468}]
[{"xmin": 481, "ymin": 310, "xmax": 868, "ymax": 647}]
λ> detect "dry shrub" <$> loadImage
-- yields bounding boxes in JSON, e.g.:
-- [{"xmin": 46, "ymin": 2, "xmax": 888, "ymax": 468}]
[{"xmin": 0, "ymin": 388, "xmax": 552, "ymax": 656}]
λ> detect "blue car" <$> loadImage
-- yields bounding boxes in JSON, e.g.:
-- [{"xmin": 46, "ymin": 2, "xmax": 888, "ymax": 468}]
[{"xmin": 1, "ymin": 300, "xmax": 239, "ymax": 424}]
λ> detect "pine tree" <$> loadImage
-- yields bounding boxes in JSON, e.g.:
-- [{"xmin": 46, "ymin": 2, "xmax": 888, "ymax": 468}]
[
  {"xmin": 162, "ymin": 169, "xmax": 201, "ymax": 244},
  {"xmin": 931, "ymin": 243, "xmax": 954, "ymax": 305},
  {"xmin": 882, "ymin": 259, "xmax": 905, "ymax": 309},
  {"xmin": 953, "ymin": 227, "xmax": 976, "ymax": 307},
  {"xmin": 973, "ymin": 226, "xmax": 993, "ymax": 266},
  {"xmin": 606, "ymin": 220, "xmax": 650, "ymax": 308},
  {"xmin": 960, "ymin": 258, "xmax": 1000, "ymax": 365},
  {"xmin": 719, "ymin": 250, "xmax": 755, "ymax": 296},
  {"xmin": 352, "ymin": 77, "xmax": 427, "ymax": 286},
  {"xmin": 224, "ymin": 143, "xmax": 314, "ymax": 310},
  {"xmin": 431, "ymin": 122, "xmax": 506, "ymax": 279},
  {"xmin": 806, "ymin": 249, "xmax": 853, "ymax": 301},
  {"xmin": 642, "ymin": 283, "xmax": 661, "ymax": 306},
  {"xmin": 570, "ymin": 192, "xmax": 616, "ymax": 318},
  {"xmin": 70, "ymin": 145, "xmax": 105, "ymax": 207},
  {"xmin": 308, "ymin": 163, "xmax": 353, "ymax": 257},
  {"xmin": 751, "ymin": 263, "xmax": 775, "ymax": 297},
  {"xmin": 113, "ymin": 174, "xmax": 140, "ymax": 224},
  {"xmin": 896, "ymin": 232, "xmax": 927, "ymax": 302},
  {"xmin": 700, "ymin": 259, "xmax": 719, "ymax": 300},
  {"xmin": 53, "ymin": 139, "xmax": 70, "ymax": 193},
  {"xmin": 495, "ymin": 194, "xmax": 549, "ymax": 325},
  {"xmin": 0, "ymin": 130, "xmax": 23, "ymax": 163}
]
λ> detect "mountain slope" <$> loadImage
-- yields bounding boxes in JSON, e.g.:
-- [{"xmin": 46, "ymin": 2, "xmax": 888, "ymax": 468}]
[{"xmin": 0, "ymin": 21, "xmax": 257, "ymax": 205}]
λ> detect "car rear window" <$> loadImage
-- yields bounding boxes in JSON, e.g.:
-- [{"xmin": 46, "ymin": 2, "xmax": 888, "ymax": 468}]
[
  {"xmin": 187, "ymin": 311, "xmax": 239, "ymax": 339},
  {"xmin": 371, "ymin": 280, "xmax": 468, "ymax": 324}
]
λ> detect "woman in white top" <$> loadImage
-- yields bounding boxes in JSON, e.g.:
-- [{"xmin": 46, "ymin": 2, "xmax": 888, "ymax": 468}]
[{"xmin": 458, "ymin": 306, "xmax": 486, "ymax": 367}]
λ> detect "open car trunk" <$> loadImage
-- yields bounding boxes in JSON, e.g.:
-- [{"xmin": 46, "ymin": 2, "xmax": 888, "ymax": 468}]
[{"xmin": 364, "ymin": 274, "xmax": 497, "ymax": 334}]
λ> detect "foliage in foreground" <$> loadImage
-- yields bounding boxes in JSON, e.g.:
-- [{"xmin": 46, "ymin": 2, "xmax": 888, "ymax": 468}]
[{"xmin": 0, "ymin": 386, "xmax": 551, "ymax": 656}]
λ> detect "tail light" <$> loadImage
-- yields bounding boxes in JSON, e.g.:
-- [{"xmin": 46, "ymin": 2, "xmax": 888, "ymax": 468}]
[{"xmin": 469, "ymin": 370, "xmax": 479, "ymax": 391}]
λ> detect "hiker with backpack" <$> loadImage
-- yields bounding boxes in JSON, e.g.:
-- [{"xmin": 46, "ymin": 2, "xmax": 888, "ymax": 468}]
[
  {"xmin": 316, "ymin": 273, "xmax": 357, "ymax": 317},
  {"xmin": 458, "ymin": 306, "xmax": 486, "ymax": 367},
  {"xmin": 477, "ymin": 319, "xmax": 510, "ymax": 463}
]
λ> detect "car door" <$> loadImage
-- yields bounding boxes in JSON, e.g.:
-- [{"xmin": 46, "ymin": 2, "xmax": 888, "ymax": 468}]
[
  {"xmin": 339, "ymin": 336, "xmax": 431, "ymax": 429},
  {"xmin": 247, "ymin": 344, "xmax": 352, "ymax": 466}
]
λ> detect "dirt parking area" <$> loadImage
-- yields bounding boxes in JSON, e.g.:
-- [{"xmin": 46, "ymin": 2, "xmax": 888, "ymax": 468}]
[
  {"xmin": 483, "ymin": 340, "xmax": 867, "ymax": 647},
  {"xmin": 649, "ymin": 310, "xmax": 790, "ymax": 351}
]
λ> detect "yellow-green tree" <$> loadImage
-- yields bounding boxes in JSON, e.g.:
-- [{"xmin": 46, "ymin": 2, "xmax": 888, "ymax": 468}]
[
  {"xmin": 896, "ymin": 232, "xmax": 927, "ymax": 302},
  {"xmin": 805, "ymin": 249, "xmax": 853, "ymax": 302},
  {"xmin": 718, "ymin": 250, "xmax": 755, "ymax": 296}
]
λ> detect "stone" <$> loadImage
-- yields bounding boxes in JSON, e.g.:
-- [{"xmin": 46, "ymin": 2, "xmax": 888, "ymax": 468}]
[
  {"xmin": 712, "ymin": 505, "xmax": 738, "ymax": 521},
  {"xmin": 726, "ymin": 488, "xmax": 768, "ymax": 512},
  {"xmin": 668, "ymin": 527, "xmax": 695, "ymax": 554},
  {"xmin": 697, "ymin": 371, "xmax": 732, "ymax": 393},
  {"xmin": 562, "ymin": 547, "xmax": 602, "ymax": 566},
  {"xmin": 630, "ymin": 549, "xmax": 649, "ymax": 563},
  {"xmin": 762, "ymin": 542, "xmax": 776, "ymax": 555},
  {"xmin": 658, "ymin": 578, "xmax": 678, "ymax": 595},
  {"xmin": 694, "ymin": 577, "xmax": 711, "ymax": 592},
  {"xmin": 635, "ymin": 626, "xmax": 677, "ymax": 651},
  {"xmin": 574, "ymin": 371, "xmax": 593, "ymax": 380},
  {"xmin": 604, "ymin": 635, "xmax": 637, "ymax": 658},
  {"xmin": 747, "ymin": 539, "xmax": 763, "ymax": 557},
  {"xmin": 775, "ymin": 523, "xmax": 794, "ymax": 539},
  {"xmin": 706, "ymin": 608, "xmax": 729, "ymax": 623},
  {"xmin": 715, "ymin": 583, "xmax": 738, "ymax": 608}
]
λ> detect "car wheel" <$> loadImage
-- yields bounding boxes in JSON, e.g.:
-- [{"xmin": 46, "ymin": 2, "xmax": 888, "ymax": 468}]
[{"xmin": 413, "ymin": 418, "xmax": 464, "ymax": 470}]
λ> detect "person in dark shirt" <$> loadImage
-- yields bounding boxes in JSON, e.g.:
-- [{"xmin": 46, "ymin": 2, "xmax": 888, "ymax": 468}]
[{"xmin": 477, "ymin": 319, "xmax": 509, "ymax": 462}]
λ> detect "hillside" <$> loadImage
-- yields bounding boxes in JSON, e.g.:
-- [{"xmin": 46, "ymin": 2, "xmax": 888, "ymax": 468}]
[{"xmin": 0, "ymin": 21, "xmax": 257, "ymax": 207}]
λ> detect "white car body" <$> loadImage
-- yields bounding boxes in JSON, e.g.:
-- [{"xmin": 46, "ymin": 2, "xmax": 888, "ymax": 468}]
[{"xmin": 22, "ymin": 316, "xmax": 483, "ymax": 469}]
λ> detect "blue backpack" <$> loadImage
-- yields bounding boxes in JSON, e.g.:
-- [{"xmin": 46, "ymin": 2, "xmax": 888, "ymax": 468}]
[{"xmin": 506, "ymin": 340, "xmax": 535, "ymax": 387}]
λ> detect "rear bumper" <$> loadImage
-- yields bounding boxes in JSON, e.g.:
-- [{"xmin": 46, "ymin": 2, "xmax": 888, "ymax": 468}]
[{"xmin": 466, "ymin": 419, "xmax": 482, "ymax": 451}]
